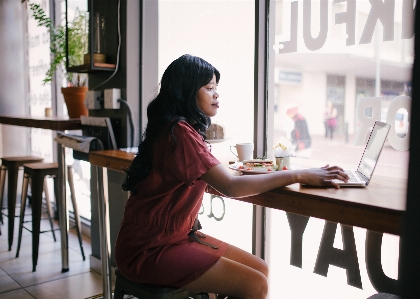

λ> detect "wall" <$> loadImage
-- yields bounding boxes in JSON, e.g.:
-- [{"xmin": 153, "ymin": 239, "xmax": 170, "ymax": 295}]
[
  {"xmin": 88, "ymin": 0, "xmax": 133, "ymax": 262},
  {"xmin": 0, "ymin": 0, "xmax": 30, "ymax": 156}
]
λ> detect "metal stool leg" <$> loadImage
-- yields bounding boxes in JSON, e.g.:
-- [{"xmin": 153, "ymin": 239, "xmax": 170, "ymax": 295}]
[
  {"xmin": 16, "ymin": 174, "xmax": 30, "ymax": 258},
  {"xmin": 67, "ymin": 165, "xmax": 85, "ymax": 260},
  {"xmin": 43, "ymin": 179, "xmax": 56, "ymax": 241},
  {"xmin": 7, "ymin": 164, "xmax": 20, "ymax": 251},
  {"xmin": 0, "ymin": 165, "xmax": 6, "ymax": 224},
  {"xmin": 30, "ymin": 172, "xmax": 44, "ymax": 272}
]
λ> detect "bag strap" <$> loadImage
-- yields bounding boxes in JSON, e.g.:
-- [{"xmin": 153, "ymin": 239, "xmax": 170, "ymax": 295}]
[{"xmin": 188, "ymin": 218, "xmax": 218, "ymax": 249}]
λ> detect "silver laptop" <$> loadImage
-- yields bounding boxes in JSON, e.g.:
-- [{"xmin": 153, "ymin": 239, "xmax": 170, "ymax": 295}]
[{"xmin": 335, "ymin": 121, "xmax": 391, "ymax": 187}]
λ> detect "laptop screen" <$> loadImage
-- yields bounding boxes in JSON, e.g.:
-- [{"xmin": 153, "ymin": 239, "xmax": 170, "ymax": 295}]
[{"xmin": 357, "ymin": 121, "xmax": 391, "ymax": 180}]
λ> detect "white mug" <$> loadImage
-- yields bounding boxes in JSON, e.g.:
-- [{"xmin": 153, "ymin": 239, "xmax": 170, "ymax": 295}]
[
  {"xmin": 230, "ymin": 143, "xmax": 254, "ymax": 161},
  {"xmin": 276, "ymin": 156, "xmax": 291, "ymax": 171}
]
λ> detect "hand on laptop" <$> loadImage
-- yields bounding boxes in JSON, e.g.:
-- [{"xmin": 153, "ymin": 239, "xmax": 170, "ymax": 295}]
[{"xmin": 298, "ymin": 164, "xmax": 349, "ymax": 189}]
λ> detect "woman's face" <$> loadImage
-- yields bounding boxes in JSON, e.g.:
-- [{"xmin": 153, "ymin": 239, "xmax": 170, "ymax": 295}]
[{"xmin": 196, "ymin": 74, "xmax": 219, "ymax": 117}]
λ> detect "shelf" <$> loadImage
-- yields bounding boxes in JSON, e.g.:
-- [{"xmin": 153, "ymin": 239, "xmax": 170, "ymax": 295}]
[{"xmin": 67, "ymin": 63, "xmax": 117, "ymax": 73}]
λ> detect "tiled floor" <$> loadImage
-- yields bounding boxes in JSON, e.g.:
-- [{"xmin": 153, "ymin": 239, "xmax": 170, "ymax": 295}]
[{"xmin": 0, "ymin": 208, "xmax": 106, "ymax": 299}]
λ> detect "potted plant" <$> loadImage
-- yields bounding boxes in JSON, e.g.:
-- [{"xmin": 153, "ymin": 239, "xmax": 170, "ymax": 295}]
[{"xmin": 28, "ymin": 2, "xmax": 89, "ymax": 118}]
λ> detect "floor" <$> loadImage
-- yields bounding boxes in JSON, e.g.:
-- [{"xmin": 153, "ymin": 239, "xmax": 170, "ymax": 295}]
[{"xmin": 0, "ymin": 207, "xmax": 107, "ymax": 299}]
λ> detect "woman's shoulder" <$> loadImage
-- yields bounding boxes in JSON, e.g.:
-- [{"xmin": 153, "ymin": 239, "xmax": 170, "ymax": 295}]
[{"xmin": 173, "ymin": 121, "xmax": 201, "ymax": 138}]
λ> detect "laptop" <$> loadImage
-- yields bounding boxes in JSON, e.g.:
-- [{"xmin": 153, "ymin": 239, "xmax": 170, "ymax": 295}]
[{"xmin": 334, "ymin": 121, "xmax": 391, "ymax": 187}]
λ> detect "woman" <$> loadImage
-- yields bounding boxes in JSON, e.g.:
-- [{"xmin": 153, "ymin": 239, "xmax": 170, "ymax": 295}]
[
  {"xmin": 115, "ymin": 54, "xmax": 348, "ymax": 299},
  {"xmin": 324, "ymin": 101, "xmax": 338, "ymax": 139},
  {"xmin": 286, "ymin": 105, "xmax": 312, "ymax": 153}
]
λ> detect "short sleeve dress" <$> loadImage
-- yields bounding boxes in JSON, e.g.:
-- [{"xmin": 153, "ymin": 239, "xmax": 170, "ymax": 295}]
[{"xmin": 115, "ymin": 121, "xmax": 229, "ymax": 288}]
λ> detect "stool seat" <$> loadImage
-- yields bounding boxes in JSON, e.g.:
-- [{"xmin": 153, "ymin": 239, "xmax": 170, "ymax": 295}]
[
  {"xmin": 0, "ymin": 156, "xmax": 44, "ymax": 250},
  {"xmin": 114, "ymin": 268, "xmax": 209, "ymax": 299},
  {"xmin": 22, "ymin": 162, "xmax": 58, "ymax": 175}
]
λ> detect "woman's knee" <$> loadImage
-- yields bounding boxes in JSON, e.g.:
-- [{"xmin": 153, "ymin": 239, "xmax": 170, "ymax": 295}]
[
  {"xmin": 223, "ymin": 245, "xmax": 269, "ymax": 278},
  {"xmin": 247, "ymin": 271, "xmax": 268, "ymax": 299},
  {"xmin": 252, "ymin": 257, "xmax": 269, "ymax": 278}
]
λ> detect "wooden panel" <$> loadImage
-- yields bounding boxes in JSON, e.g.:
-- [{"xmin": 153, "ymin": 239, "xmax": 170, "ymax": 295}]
[
  {"xmin": 89, "ymin": 150, "xmax": 135, "ymax": 173},
  {"xmin": 0, "ymin": 115, "xmax": 82, "ymax": 131},
  {"xmin": 88, "ymin": 150, "xmax": 406, "ymax": 235},
  {"xmin": 207, "ymin": 175, "xmax": 406, "ymax": 236}
]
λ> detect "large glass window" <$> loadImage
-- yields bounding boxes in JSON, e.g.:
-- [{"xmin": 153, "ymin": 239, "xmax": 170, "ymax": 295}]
[
  {"xmin": 266, "ymin": 0, "xmax": 412, "ymax": 297},
  {"xmin": 156, "ymin": 0, "xmax": 255, "ymax": 252},
  {"xmin": 27, "ymin": 0, "xmax": 91, "ymax": 220},
  {"xmin": 27, "ymin": 0, "xmax": 54, "ymax": 162}
]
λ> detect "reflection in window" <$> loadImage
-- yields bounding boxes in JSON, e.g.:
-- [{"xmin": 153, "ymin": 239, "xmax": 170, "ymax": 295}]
[
  {"xmin": 267, "ymin": 1, "xmax": 411, "ymax": 297},
  {"xmin": 270, "ymin": 0, "xmax": 411, "ymax": 179}
]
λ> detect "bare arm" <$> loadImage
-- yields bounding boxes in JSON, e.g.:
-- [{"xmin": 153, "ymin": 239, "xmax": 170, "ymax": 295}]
[{"xmin": 200, "ymin": 164, "xmax": 349, "ymax": 198}]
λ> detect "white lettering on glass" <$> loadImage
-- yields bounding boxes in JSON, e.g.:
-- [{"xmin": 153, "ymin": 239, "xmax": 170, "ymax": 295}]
[
  {"xmin": 334, "ymin": 0, "xmax": 356, "ymax": 46},
  {"xmin": 277, "ymin": 1, "xmax": 298, "ymax": 53},
  {"xmin": 354, "ymin": 96, "xmax": 411, "ymax": 150},
  {"xmin": 402, "ymin": 0, "xmax": 415, "ymax": 39},
  {"xmin": 354, "ymin": 97, "xmax": 382, "ymax": 146},
  {"xmin": 276, "ymin": 0, "xmax": 415, "ymax": 53},
  {"xmin": 386, "ymin": 95, "xmax": 411, "ymax": 151},
  {"xmin": 359, "ymin": 0, "xmax": 395, "ymax": 44},
  {"xmin": 303, "ymin": 0, "xmax": 328, "ymax": 51}
]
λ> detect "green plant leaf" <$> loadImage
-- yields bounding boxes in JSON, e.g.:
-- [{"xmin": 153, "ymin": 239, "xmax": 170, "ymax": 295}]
[{"xmin": 28, "ymin": 2, "xmax": 88, "ymax": 86}]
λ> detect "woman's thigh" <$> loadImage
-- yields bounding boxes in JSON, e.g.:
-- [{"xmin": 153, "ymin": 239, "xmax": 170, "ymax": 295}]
[
  {"xmin": 222, "ymin": 243, "xmax": 268, "ymax": 277},
  {"xmin": 182, "ymin": 244, "xmax": 269, "ymax": 299}
]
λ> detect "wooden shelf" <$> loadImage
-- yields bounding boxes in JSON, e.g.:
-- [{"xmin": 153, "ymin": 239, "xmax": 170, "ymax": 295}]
[{"xmin": 67, "ymin": 63, "xmax": 117, "ymax": 73}]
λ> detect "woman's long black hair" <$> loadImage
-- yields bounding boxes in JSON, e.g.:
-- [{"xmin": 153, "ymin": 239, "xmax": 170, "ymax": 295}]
[{"xmin": 121, "ymin": 54, "xmax": 220, "ymax": 193}]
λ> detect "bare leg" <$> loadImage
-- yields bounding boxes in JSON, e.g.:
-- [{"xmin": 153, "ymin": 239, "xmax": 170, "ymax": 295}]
[{"xmin": 182, "ymin": 244, "xmax": 268, "ymax": 299}]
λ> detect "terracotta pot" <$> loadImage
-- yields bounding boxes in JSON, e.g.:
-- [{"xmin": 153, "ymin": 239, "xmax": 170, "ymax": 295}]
[{"xmin": 61, "ymin": 86, "xmax": 89, "ymax": 118}]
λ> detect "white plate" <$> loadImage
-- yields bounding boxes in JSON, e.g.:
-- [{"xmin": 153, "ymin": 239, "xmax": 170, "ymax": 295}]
[
  {"xmin": 242, "ymin": 159, "xmax": 274, "ymax": 163},
  {"xmin": 229, "ymin": 164, "xmax": 278, "ymax": 175}
]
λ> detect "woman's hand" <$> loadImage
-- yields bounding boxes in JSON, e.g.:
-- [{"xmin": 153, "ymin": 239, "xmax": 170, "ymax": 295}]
[{"xmin": 297, "ymin": 164, "xmax": 349, "ymax": 189}]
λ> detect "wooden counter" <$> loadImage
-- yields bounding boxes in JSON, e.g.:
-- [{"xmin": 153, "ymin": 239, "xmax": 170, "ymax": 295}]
[
  {"xmin": 0, "ymin": 115, "xmax": 82, "ymax": 131},
  {"xmin": 89, "ymin": 150, "xmax": 406, "ymax": 236},
  {"xmin": 89, "ymin": 150, "xmax": 135, "ymax": 173}
]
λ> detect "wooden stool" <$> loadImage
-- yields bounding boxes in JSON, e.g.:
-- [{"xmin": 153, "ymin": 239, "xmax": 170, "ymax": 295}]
[
  {"xmin": 15, "ymin": 162, "xmax": 85, "ymax": 271},
  {"xmin": 114, "ymin": 268, "xmax": 209, "ymax": 299},
  {"xmin": 0, "ymin": 156, "xmax": 44, "ymax": 250}
]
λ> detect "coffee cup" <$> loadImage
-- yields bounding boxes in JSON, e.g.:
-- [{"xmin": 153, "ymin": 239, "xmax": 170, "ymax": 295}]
[
  {"xmin": 230, "ymin": 143, "xmax": 254, "ymax": 161},
  {"xmin": 276, "ymin": 156, "xmax": 291, "ymax": 170}
]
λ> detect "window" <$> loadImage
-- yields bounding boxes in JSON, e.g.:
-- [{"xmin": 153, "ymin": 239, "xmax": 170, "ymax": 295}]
[
  {"xmin": 266, "ymin": 1, "xmax": 412, "ymax": 297},
  {"xmin": 27, "ymin": 0, "xmax": 91, "ymax": 220},
  {"xmin": 146, "ymin": 0, "xmax": 256, "ymax": 252}
]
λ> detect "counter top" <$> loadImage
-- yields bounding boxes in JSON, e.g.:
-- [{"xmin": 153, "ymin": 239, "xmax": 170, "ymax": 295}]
[
  {"xmin": 89, "ymin": 150, "xmax": 406, "ymax": 236},
  {"xmin": 0, "ymin": 115, "xmax": 82, "ymax": 131}
]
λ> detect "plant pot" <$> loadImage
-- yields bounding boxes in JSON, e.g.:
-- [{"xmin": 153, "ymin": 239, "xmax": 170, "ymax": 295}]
[{"xmin": 61, "ymin": 86, "xmax": 89, "ymax": 118}]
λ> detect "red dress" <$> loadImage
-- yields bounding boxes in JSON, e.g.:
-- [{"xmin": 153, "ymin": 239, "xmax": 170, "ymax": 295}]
[{"xmin": 115, "ymin": 122, "xmax": 228, "ymax": 288}]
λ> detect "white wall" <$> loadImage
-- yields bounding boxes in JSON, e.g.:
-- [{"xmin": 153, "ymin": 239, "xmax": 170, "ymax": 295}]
[{"xmin": 0, "ymin": 0, "xmax": 30, "ymax": 156}]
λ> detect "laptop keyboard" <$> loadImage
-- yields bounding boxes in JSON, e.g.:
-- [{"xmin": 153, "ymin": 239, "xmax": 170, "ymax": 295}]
[
  {"xmin": 333, "ymin": 170, "xmax": 364, "ymax": 183},
  {"xmin": 345, "ymin": 171, "xmax": 358, "ymax": 182}
]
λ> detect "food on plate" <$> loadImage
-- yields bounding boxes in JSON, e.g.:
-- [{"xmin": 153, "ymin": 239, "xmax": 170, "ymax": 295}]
[{"xmin": 241, "ymin": 159, "xmax": 278, "ymax": 171}]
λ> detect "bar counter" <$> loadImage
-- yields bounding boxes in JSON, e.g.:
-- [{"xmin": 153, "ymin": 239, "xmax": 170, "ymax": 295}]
[
  {"xmin": 89, "ymin": 149, "xmax": 406, "ymax": 236},
  {"xmin": 0, "ymin": 115, "xmax": 82, "ymax": 131}
]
